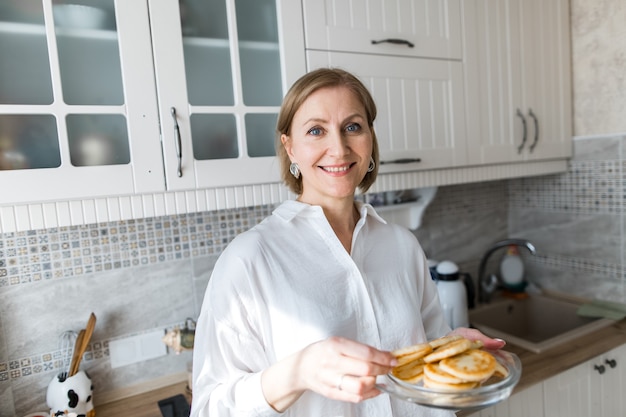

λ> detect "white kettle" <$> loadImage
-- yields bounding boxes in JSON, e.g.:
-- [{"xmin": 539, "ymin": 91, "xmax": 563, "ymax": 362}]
[{"xmin": 434, "ymin": 260, "xmax": 469, "ymax": 329}]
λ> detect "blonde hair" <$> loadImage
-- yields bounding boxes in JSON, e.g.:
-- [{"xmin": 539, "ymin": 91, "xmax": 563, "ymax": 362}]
[{"xmin": 276, "ymin": 68, "xmax": 380, "ymax": 195}]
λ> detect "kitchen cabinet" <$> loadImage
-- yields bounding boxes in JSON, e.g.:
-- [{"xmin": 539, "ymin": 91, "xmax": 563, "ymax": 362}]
[
  {"xmin": 467, "ymin": 344, "xmax": 626, "ymax": 417},
  {"xmin": 465, "ymin": 383, "xmax": 544, "ymax": 417},
  {"xmin": 306, "ymin": 51, "xmax": 467, "ymax": 174},
  {"xmin": 462, "ymin": 0, "xmax": 572, "ymax": 165},
  {"xmin": 302, "ymin": 0, "xmax": 571, "ymax": 178},
  {"xmin": 543, "ymin": 343, "xmax": 626, "ymax": 417},
  {"xmin": 301, "ymin": 0, "xmax": 462, "ymax": 60},
  {"xmin": 303, "ymin": 0, "xmax": 467, "ymax": 175},
  {"xmin": 0, "ymin": 0, "xmax": 306, "ymax": 205}
]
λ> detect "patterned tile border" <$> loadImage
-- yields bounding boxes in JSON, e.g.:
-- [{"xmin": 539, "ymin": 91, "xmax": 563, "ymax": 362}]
[
  {"xmin": 509, "ymin": 159, "xmax": 625, "ymax": 214},
  {"xmin": 0, "ymin": 321, "xmax": 196, "ymax": 383},
  {"xmin": 0, "ymin": 338, "xmax": 106, "ymax": 382},
  {"xmin": 0, "ymin": 205, "xmax": 274, "ymax": 287}
]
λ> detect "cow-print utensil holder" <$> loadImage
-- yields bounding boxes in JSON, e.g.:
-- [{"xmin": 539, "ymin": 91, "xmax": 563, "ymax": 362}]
[{"xmin": 46, "ymin": 370, "xmax": 95, "ymax": 417}]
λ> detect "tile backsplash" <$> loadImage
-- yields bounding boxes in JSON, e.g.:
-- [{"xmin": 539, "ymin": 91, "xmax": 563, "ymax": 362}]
[
  {"xmin": 508, "ymin": 135, "xmax": 625, "ymax": 302},
  {"xmin": 1, "ymin": 135, "xmax": 625, "ymax": 416},
  {"xmin": 1, "ymin": 206, "xmax": 272, "ymax": 286},
  {"xmin": 0, "ymin": 206, "xmax": 273, "ymax": 416}
]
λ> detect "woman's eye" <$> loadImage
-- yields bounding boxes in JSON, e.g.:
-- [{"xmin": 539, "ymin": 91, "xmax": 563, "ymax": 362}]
[
  {"xmin": 307, "ymin": 127, "xmax": 323, "ymax": 136},
  {"xmin": 346, "ymin": 123, "xmax": 361, "ymax": 133}
]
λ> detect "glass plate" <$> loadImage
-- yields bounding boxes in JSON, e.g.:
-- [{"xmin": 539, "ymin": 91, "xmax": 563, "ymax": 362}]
[{"xmin": 377, "ymin": 350, "xmax": 522, "ymax": 410}]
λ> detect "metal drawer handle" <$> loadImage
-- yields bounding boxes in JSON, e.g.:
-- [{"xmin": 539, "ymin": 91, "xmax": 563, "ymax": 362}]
[
  {"xmin": 371, "ymin": 38, "xmax": 415, "ymax": 48},
  {"xmin": 171, "ymin": 107, "xmax": 183, "ymax": 178},
  {"xmin": 379, "ymin": 158, "xmax": 422, "ymax": 165},
  {"xmin": 605, "ymin": 359, "xmax": 617, "ymax": 368},
  {"xmin": 594, "ymin": 364, "xmax": 606, "ymax": 374},
  {"xmin": 516, "ymin": 108, "xmax": 527, "ymax": 154},
  {"xmin": 528, "ymin": 108, "xmax": 539, "ymax": 152}
]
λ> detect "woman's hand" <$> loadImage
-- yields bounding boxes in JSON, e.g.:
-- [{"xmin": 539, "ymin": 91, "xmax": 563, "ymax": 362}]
[
  {"xmin": 299, "ymin": 336, "xmax": 397, "ymax": 400},
  {"xmin": 448, "ymin": 327, "xmax": 506, "ymax": 350},
  {"xmin": 261, "ymin": 336, "xmax": 397, "ymax": 411}
]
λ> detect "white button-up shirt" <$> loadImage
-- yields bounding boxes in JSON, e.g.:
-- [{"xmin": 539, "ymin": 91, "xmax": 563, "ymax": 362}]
[{"xmin": 191, "ymin": 200, "xmax": 452, "ymax": 417}]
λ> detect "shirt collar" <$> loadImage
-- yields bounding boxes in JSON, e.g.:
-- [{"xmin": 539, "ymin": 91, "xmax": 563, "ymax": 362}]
[{"xmin": 273, "ymin": 199, "xmax": 388, "ymax": 225}]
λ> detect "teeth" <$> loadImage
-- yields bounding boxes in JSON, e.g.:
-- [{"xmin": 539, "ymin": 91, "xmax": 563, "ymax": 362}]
[{"xmin": 322, "ymin": 166, "xmax": 350, "ymax": 173}]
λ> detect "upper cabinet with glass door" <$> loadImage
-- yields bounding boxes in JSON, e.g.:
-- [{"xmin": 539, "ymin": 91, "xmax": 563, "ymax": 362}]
[
  {"xmin": 0, "ymin": 0, "xmax": 306, "ymax": 205},
  {"xmin": 148, "ymin": 0, "xmax": 305, "ymax": 190},
  {"xmin": 0, "ymin": 0, "xmax": 163, "ymax": 204}
]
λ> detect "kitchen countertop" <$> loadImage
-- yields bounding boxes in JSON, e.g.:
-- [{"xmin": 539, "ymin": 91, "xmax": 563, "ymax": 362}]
[{"xmin": 96, "ymin": 318, "xmax": 626, "ymax": 417}]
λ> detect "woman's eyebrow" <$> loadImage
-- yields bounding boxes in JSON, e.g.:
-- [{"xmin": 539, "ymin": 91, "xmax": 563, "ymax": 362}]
[{"xmin": 302, "ymin": 113, "xmax": 365, "ymax": 126}]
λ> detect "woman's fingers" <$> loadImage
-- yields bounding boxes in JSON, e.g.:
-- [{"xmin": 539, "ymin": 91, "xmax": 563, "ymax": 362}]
[
  {"xmin": 328, "ymin": 336, "xmax": 397, "ymax": 368},
  {"xmin": 298, "ymin": 337, "xmax": 395, "ymax": 401},
  {"xmin": 333, "ymin": 374, "xmax": 382, "ymax": 401},
  {"xmin": 448, "ymin": 327, "xmax": 506, "ymax": 350}
]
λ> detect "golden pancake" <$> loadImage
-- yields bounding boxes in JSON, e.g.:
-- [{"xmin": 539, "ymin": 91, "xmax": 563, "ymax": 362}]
[
  {"xmin": 390, "ymin": 337, "xmax": 509, "ymax": 392},
  {"xmin": 493, "ymin": 358, "xmax": 509, "ymax": 378},
  {"xmin": 423, "ymin": 338, "xmax": 472, "ymax": 363},
  {"xmin": 392, "ymin": 342, "xmax": 433, "ymax": 366},
  {"xmin": 392, "ymin": 358, "xmax": 426, "ymax": 381},
  {"xmin": 439, "ymin": 349, "xmax": 497, "ymax": 382},
  {"xmin": 423, "ymin": 362, "xmax": 465, "ymax": 384},
  {"xmin": 469, "ymin": 339, "xmax": 484, "ymax": 349},
  {"xmin": 428, "ymin": 334, "xmax": 463, "ymax": 349}
]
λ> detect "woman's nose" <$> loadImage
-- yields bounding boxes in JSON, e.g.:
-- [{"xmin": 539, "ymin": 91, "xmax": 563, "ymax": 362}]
[{"xmin": 326, "ymin": 130, "xmax": 350, "ymax": 156}]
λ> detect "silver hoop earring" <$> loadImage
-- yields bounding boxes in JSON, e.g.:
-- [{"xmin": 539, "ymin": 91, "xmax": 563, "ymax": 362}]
[
  {"xmin": 289, "ymin": 162, "xmax": 301, "ymax": 179},
  {"xmin": 367, "ymin": 157, "xmax": 375, "ymax": 173}
]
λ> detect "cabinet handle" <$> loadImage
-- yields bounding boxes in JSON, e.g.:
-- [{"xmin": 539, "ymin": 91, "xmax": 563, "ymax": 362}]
[
  {"xmin": 371, "ymin": 38, "xmax": 415, "ymax": 48},
  {"xmin": 594, "ymin": 364, "xmax": 606, "ymax": 374},
  {"xmin": 171, "ymin": 107, "xmax": 183, "ymax": 178},
  {"xmin": 605, "ymin": 359, "xmax": 617, "ymax": 368},
  {"xmin": 379, "ymin": 158, "xmax": 422, "ymax": 165},
  {"xmin": 516, "ymin": 108, "xmax": 527, "ymax": 154},
  {"xmin": 528, "ymin": 108, "xmax": 539, "ymax": 152}
]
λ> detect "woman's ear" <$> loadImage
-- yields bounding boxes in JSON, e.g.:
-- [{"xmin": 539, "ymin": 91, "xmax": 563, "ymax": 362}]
[{"xmin": 281, "ymin": 134, "xmax": 293, "ymax": 159}]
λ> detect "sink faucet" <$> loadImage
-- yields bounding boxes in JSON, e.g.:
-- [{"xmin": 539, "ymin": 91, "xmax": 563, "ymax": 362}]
[{"xmin": 477, "ymin": 238, "xmax": 536, "ymax": 303}]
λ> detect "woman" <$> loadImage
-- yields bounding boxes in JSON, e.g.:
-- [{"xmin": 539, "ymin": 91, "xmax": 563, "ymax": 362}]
[{"xmin": 190, "ymin": 68, "xmax": 504, "ymax": 417}]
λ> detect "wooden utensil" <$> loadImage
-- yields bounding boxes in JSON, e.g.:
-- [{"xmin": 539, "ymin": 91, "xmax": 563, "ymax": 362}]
[{"xmin": 69, "ymin": 312, "xmax": 97, "ymax": 377}]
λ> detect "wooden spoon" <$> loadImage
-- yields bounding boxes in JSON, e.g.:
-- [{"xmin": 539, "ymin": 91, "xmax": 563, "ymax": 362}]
[
  {"xmin": 68, "ymin": 329, "xmax": 85, "ymax": 378},
  {"xmin": 69, "ymin": 312, "xmax": 97, "ymax": 377}
]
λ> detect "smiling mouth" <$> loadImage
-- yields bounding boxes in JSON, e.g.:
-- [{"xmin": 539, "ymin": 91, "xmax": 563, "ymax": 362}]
[{"xmin": 320, "ymin": 163, "xmax": 355, "ymax": 173}]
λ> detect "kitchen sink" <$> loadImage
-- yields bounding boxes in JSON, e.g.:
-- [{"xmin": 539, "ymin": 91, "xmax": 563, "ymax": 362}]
[{"xmin": 469, "ymin": 293, "xmax": 615, "ymax": 353}]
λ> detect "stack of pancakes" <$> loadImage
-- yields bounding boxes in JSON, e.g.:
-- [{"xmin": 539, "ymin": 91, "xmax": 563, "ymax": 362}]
[{"xmin": 391, "ymin": 335, "xmax": 508, "ymax": 391}]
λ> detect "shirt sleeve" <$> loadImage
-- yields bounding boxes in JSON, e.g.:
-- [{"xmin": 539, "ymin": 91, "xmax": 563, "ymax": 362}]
[
  {"xmin": 413, "ymin": 239, "xmax": 452, "ymax": 340},
  {"xmin": 190, "ymin": 243, "xmax": 282, "ymax": 417}
]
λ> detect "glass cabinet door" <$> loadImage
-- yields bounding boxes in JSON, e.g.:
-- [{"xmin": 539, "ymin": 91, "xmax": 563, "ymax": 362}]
[
  {"xmin": 0, "ymin": 0, "xmax": 151, "ymax": 203},
  {"xmin": 149, "ymin": 0, "xmax": 288, "ymax": 189}
]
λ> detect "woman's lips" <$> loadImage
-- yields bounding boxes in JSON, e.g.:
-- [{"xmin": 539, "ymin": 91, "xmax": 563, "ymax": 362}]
[{"xmin": 319, "ymin": 162, "xmax": 355, "ymax": 173}]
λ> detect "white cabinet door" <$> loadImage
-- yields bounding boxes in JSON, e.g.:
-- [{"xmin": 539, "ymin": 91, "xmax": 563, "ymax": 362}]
[
  {"xmin": 306, "ymin": 50, "xmax": 467, "ymax": 174},
  {"xmin": 147, "ymin": 0, "xmax": 305, "ymax": 190},
  {"xmin": 542, "ymin": 354, "xmax": 602, "ymax": 417},
  {"xmin": 592, "ymin": 344, "xmax": 626, "ymax": 417},
  {"xmin": 463, "ymin": 0, "xmax": 572, "ymax": 165},
  {"xmin": 466, "ymin": 383, "xmax": 544, "ymax": 417},
  {"xmin": 302, "ymin": 0, "xmax": 462, "ymax": 60},
  {"xmin": 541, "ymin": 349, "xmax": 626, "ymax": 417}
]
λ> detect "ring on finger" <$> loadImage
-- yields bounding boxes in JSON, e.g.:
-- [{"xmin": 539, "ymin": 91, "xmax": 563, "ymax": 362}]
[{"xmin": 337, "ymin": 374, "xmax": 347, "ymax": 391}]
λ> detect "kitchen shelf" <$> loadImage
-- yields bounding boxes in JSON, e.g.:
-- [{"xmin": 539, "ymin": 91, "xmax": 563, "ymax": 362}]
[{"xmin": 374, "ymin": 200, "xmax": 427, "ymax": 230}]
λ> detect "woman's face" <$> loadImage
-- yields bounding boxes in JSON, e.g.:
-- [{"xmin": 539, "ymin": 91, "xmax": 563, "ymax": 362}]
[{"xmin": 281, "ymin": 86, "xmax": 373, "ymax": 205}]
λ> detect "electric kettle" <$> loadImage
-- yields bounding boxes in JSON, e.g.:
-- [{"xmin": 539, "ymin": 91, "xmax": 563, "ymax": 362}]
[{"xmin": 434, "ymin": 260, "xmax": 472, "ymax": 329}]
